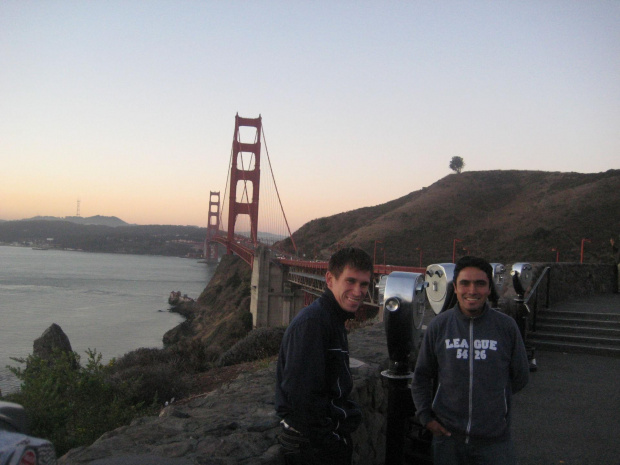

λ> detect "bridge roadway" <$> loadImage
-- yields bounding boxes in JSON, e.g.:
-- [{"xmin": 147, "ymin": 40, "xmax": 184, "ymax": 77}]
[
  {"xmin": 280, "ymin": 258, "xmax": 425, "ymax": 308},
  {"xmin": 210, "ymin": 235, "xmax": 425, "ymax": 308},
  {"xmin": 210, "ymin": 237, "xmax": 426, "ymax": 325}
]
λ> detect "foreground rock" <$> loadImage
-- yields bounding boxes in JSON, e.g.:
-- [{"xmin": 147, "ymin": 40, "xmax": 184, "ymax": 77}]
[
  {"xmin": 33, "ymin": 323, "xmax": 73, "ymax": 360},
  {"xmin": 59, "ymin": 323, "xmax": 390, "ymax": 465}
]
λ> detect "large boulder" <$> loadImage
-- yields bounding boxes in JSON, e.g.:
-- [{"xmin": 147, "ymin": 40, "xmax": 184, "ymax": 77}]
[{"xmin": 33, "ymin": 323, "xmax": 74, "ymax": 360}]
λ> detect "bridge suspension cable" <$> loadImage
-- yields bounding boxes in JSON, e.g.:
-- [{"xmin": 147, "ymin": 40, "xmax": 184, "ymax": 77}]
[{"xmin": 261, "ymin": 125, "xmax": 297, "ymax": 253}]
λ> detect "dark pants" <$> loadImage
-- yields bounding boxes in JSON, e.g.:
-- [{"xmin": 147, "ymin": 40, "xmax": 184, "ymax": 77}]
[
  {"xmin": 432, "ymin": 435, "xmax": 517, "ymax": 465},
  {"xmin": 278, "ymin": 426, "xmax": 352, "ymax": 465}
]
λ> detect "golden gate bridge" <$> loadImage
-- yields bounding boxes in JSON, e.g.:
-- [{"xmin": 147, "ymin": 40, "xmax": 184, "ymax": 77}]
[{"xmin": 203, "ymin": 114, "xmax": 423, "ymax": 326}]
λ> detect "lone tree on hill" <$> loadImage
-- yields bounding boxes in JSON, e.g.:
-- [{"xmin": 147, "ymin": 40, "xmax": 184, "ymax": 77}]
[{"xmin": 449, "ymin": 156, "xmax": 465, "ymax": 174}]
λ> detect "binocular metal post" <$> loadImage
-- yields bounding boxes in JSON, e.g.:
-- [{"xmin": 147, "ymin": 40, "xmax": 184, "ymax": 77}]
[
  {"xmin": 382, "ymin": 370, "xmax": 415, "ymax": 465},
  {"xmin": 382, "ymin": 272, "xmax": 430, "ymax": 464}
]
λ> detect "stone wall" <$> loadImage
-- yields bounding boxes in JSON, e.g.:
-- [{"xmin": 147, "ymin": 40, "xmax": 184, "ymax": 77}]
[
  {"xmin": 497, "ymin": 262, "xmax": 616, "ymax": 301},
  {"xmin": 497, "ymin": 262, "xmax": 617, "ymax": 322},
  {"xmin": 529, "ymin": 263, "xmax": 617, "ymax": 302}
]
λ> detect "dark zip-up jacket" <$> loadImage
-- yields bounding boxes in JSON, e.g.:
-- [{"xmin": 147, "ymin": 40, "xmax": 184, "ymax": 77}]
[
  {"xmin": 275, "ymin": 289, "xmax": 362, "ymax": 445},
  {"xmin": 411, "ymin": 303, "xmax": 529, "ymax": 443}
]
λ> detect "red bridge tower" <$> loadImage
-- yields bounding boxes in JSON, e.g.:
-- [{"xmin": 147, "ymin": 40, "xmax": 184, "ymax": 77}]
[
  {"xmin": 227, "ymin": 114, "xmax": 262, "ymax": 252},
  {"xmin": 204, "ymin": 191, "xmax": 221, "ymax": 263}
]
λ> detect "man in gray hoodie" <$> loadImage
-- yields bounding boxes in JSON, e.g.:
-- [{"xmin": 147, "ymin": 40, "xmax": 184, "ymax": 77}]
[{"xmin": 411, "ymin": 256, "xmax": 529, "ymax": 465}]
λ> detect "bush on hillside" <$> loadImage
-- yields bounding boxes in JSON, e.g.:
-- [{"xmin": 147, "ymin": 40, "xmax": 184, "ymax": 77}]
[
  {"xmin": 108, "ymin": 347, "xmax": 193, "ymax": 405},
  {"xmin": 217, "ymin": 327, "xmax": 286, "ymax": 367},
  {"xmin": 6, "ymin": 349, "xmax": 147, "ymax": 456}
]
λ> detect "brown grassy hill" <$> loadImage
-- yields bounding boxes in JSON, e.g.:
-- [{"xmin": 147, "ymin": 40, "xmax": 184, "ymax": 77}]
[
  {"xmin": 281, "ymin": 170, "xmax": 620, "ymax": 266},
  {"xmin": 162, "ymin": 254, "xmax": 253, "ymax": 362}
]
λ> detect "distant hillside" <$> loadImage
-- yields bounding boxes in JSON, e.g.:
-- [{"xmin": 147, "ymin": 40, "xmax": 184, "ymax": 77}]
[
  {"xmin": 23, "ymin": 215, "xmax": 129, "ymax": 227},
  {"xmin": 236, "ymin": 231, "xmax": 287, "ymax": 244},
  {"xmin": 0, "ymin": 220, "xmax": 209, "ymax": 257},
  {"xmin": 280, "ymin": 170, "xmax": 620, "ymax": 265}
]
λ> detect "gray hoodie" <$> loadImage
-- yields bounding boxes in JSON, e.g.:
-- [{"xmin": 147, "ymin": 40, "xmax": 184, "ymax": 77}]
[{"xmin": 411, "ymin": 303, "xmax": 529, "ymax": 443}]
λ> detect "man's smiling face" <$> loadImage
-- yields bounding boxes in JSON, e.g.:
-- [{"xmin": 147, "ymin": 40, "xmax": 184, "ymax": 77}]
[
  {"xmin": 326, "ymin": 265, "xmax": 371, "ymax": 313},
  {"xmin": 454, "ymin": 266, "xmax": 491, "ymax": 317}
]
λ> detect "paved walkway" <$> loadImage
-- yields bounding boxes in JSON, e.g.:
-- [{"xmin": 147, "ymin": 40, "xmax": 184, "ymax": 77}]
[{"xmin": 512, "ymin": 294, "xmax": 620, "ymax": 465}]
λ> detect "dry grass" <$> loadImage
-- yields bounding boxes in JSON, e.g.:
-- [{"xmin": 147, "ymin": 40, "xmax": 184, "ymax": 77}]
[{"xmin": 284, "ymin": 170, "xmax": 620, "ymax": 265}]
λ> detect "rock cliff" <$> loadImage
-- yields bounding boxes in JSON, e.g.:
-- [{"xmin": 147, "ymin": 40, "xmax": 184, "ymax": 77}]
[
  {"xmin": 163, "ymin": 254, "xmax": 255, "ymax": 363},
  {"xmin": 59, "ymin": 322, "xmax": 390, "ymax": 465}
]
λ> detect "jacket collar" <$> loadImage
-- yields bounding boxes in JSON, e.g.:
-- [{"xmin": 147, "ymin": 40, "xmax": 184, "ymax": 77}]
[
  {"xmin": 321, "ymin": 289, "xmax": 356, "ymax": 321},
  {"xmin": 453, "ymin": 302, "xmax": 491, "ymax": 320}
]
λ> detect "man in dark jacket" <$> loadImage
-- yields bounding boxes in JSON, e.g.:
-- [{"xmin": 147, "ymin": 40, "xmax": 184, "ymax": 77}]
[
  {"xmin": 275, "ymin": 247, "xmax": 373, "ymax": 465},
  {"xmin": 411, "ymin": 256, "xmax": 529, "ymax": 465}
]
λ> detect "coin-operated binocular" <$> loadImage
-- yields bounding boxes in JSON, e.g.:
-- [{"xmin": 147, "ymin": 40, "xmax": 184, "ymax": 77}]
[
  {"xmin": 511, "ymin": 263, "xmax": 533, "ymax": 297},
  {"xmin": 425, "ymin": 263, "xmax": 456, "ymax": 315},
  {"xmin": 383, "ymin": 272, "xmax": 428, "ymax": 378},
  {"xmin": 511, "ymin": 263, "xmax": 537, "ymax": 371},
  {"xmin": 381, "ymin": 272, "xmax": 430, "ymax": 464},
  {"xmin": 490, "ymin": 263, "xmax": 507, "ymax": 305}
]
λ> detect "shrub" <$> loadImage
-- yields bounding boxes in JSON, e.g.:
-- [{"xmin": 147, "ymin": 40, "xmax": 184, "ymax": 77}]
[
  {"xmin": 7, "ymin": 349, "xmax": 147, "ymax": 456},
  {"xmin": 217, "ymin": 327, "xmax": 285, "ymax": 367},
  {"xmin": 241, "ymin": 311, "xmax": 253, "ymax": 332},
  {"xmin": 109, "ymin": 348, "xmax": 190, "ymax": 405},
  {"xmin": 111, "ymin": 347, "xmax": 180, "ymax": 371},
  {"xmin": 225, "ymin": 272, "xmax": 242, "ymax": 288}
]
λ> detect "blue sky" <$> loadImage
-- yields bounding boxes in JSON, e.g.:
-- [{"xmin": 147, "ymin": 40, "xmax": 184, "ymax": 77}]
[{"xmin": 1, "ymin": 1, "xmax": 618, "ymax": 232}]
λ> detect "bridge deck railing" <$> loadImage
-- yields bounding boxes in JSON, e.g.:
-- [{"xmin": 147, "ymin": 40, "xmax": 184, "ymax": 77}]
[{"xmin": 281, "ymin": 259, "xmax": 426, "ymax": 309}]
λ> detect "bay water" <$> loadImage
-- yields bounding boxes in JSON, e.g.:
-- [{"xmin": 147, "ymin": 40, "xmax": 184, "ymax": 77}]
[{"xmin": 0, "ymin": 246, "xmax": 217, "ymax": 394}]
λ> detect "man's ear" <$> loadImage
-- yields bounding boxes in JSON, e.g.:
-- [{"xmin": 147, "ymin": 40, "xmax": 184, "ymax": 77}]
[{"xmin": 325, "ymin": 271, "xmax": 333, "ymax": 289}]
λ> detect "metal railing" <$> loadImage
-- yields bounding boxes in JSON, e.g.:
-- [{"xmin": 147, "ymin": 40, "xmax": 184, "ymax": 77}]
[{"xmin": 524, "ymin": 266, "xmax": 551, "ymax": 332}]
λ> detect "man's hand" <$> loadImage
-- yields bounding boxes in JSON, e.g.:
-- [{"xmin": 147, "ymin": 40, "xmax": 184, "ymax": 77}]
[{"xmin": 425, "ymin": 419, "xmax": 451, "ymax": 437}]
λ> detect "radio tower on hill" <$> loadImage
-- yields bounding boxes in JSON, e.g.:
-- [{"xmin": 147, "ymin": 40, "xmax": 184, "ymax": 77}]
[{"xmin": 76, "ymin": 199, "xmax": 81, "ymax": 217}]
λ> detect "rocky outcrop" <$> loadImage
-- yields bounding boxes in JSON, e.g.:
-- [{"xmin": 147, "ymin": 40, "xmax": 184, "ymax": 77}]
[
  {"xmin": 59, "ymin": 323, "xmax": 390, "ymax": 465},
  {"xmin": 33, "ymin": 323, "xmax": 74, "ymax": 360},
  {"xmin": 162, "ymin": 255, "xmax": 254, "ymax": 363}
]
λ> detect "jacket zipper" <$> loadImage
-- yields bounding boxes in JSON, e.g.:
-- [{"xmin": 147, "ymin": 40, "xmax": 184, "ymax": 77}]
[{"xmin": 466, "ymin": 318, "xmax": 474, "ymax": 443}]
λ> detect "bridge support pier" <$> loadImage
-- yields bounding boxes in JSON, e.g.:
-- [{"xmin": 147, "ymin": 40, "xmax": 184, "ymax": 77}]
[{"xmin": 251, "ymin": 246, "xmax": 296, "ymax": 327}]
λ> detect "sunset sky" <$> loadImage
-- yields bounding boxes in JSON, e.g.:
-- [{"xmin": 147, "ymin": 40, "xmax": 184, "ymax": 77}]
[{"xmin": 1, "ymin": 1, "xmax": 618, "ymax": 233}]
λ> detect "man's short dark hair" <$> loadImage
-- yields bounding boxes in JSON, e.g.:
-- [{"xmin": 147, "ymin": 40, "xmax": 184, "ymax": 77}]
[
  {"xmin": 453, "ymin": 255, "xmax": 499, "ymax": 303},
  {"xmin": 454, "ymin": 256, "xmax": 492, "ymax": 284},
  {"xmin": 328, "ymin": 247, "xmax": 373, "ymax": 278}
]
